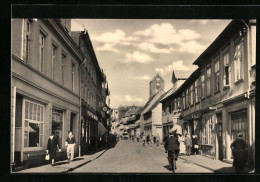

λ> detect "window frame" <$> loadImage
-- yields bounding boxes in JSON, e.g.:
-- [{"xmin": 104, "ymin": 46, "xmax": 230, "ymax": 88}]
[
  {"xmin": 234, "ymin": 40, "xmax": 243, "ymax": 82},
  {"xmin": 51, "ymin": 45, "xmax": 57, "ymax": 80},
  {"xmin": 201, "ymin": 74, "xmax": 205, "ymax": 99},
  {"xmin": 23, "ymin": 99, "xmax": 44, "ymax": 151},
  {"xmin": 214, "ymin": 59, "xmax": 220, "ymax": 92},
  {"xmin": 25, "ymin": 20, "xmax": 31, "ymax": 63},
  {"xmin": 206, "ymin": 66, "xmax": 211, "ymax": 96},
  {"xmin": 223, "ymin": 51, "xmax": 230, "ymax": 87}
]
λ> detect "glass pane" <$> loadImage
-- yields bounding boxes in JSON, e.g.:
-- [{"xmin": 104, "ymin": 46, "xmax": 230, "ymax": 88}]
[
  {"xmin": 24, "ymin": 120, "xmax": 29, "ymax": 133},
  {"xmin": 52, "ymin": 109, "xmax": 63, "ymax": 147},
  {"xmin": 40, "ymin": 123, "xmax": 43, "ymax": 134},
  {"xmin": 29, "ymin": 103, "xmax": 33, "ymax": 119},
  {"xmin": 24, "ymin": 134, "xmax": 28, "ymax": 147},
  {"xmin": 41, "ymin": 106, "xmax": 43, "ymax": 121},
  {"xmin": 37, "ymin": 105, "xmax": 40, "ymax": 121},
  {"xmin": 33, "ymin": 104, "xmax": 37, "ymax": 120},
  {"xmin": 29, "ymin": 122, "xmax": 40, "ymax": 147},
  {"xmin": 25, "ymin": 101, "xmax": 29, "ymax": 119},
  {"xmin": 39, "ymin": 135, "xmax": 43, "ymax": 146}
]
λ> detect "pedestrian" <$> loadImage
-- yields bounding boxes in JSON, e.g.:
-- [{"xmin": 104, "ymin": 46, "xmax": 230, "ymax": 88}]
[
  {"xmin": 153, "ymin": 135, "xmax": 156, "ymax": 144},
  {"xmin": 156, "ymin": 133, "xmax": 160, "ymax": 146},
  {"xmin": 191, "ymin": 135, "xmax": 199, "ymax": 155},
  {"xmin": 231, "ymin": 133, "xmax": 248, "ymax": 173},
  {"xmin": 146, "ymin": 134, "xmax": 150, "ymax": 144},
  {"xmin": 184, "ymin": 133, "xmax": 192, "ymax": 156},
  {"xmin": 65, "ymin": 131, "xmax": 76, "ymax": 164},
  {"xmin": 142, "ymin": 134, "xmax": 146, "ymax": 146},
  {"xmin": 46, "ymin": 133, "xmax": 61, "ymax": 166},
  {"xmin": 164, "ymin": 130, "xmax": 180, "ymax": 170},
  {"xmin": 178, "ymin": 135, "xmax": 186, "ymax": 155},
  {"xmin": 137, "ymin": 133, "xmax": 140, "ymax": 142}
]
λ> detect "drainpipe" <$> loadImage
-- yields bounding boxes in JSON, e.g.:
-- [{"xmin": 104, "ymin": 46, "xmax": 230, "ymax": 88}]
[{"xmin": 78, "ymin": 60, "xmax": 86, "ymax": 157}]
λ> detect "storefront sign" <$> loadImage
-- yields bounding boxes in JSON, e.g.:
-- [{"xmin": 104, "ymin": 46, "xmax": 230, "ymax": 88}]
[{"xmin": 87, "ymin": 110, "xmax": 98, "ymax": 121}]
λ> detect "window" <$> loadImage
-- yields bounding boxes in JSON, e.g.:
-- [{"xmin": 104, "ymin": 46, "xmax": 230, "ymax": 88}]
[
  {"xmin": 39, "ymin": 33, "xmax": 44, "ymax": 72},
  {"xmin": 202, "ymin": 116, "xmax": 213, "ymax": 145},
  {"xmin": 215, "ymin": 60, "xmax": 220, "ymax": 92},
  {"xmin": 206, "ymin": 67, "xmax": 211, "ymax": 96},
  {"xmin": 62, "ymin": 54, "xmax": 66, "ymax": 85},
  {"xmin": 223, "ymin": 52, "xmax": 230, "ymax": 86},
  {"xmin": 201, "ymin": 74, "xmax": 205, "ymax": 98},
  {"xmin": 24, "ymin": 100, "xmax": 44, "ymax": 148},
  {"xmin": 72, "ymin": 63, "xmax": 75, "ymax": 91},
  {"xmin": 174, "ymin": 98, "xmax": 177, "ymax": 110},
  {"xmin": 190, "ymin": 84, "xmax": 194, "ymax": 105},
  {"xmin": 52, "ymin": 109, "xmax": 63, "ymax": 147},
  {"xmin": 51, "ymin": 46, "xmax": 57, "ymax": 80},
  {"xmin": 234, "ymin": 41, "xmax": 243, "ymax": 82},
  {"xmin": 87, "ymin": 89, "xmax": 90, "ymax": 104},
  {"xmin": 177, "ymin": 97, "xmax": 181, "ymax": 109},
  {"xmin": 231, "ymin": 110, "xmax": 248, "ymax": 143},
  {"xmin": 195, "ymin": 79, "xmax": 199, "ymax": 103},
  {"xmin": 182, "ymin": 92, "xmax": 185, "ymax": 109},
  {"xmin": 84, "ymin": 85, "xmax": 87, "ymax": 100},
  {"xmin": 25, "ymin": 20, "xmax": 30, "ymax": 62},
  {"xmin": 185, "ymin": 89, "xmax": 189, "ymax": 107}
]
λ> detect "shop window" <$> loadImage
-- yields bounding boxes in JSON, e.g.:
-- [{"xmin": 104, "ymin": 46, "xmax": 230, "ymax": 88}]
[
  {"xmin": 24, "ymin": 100, "xmax": 44, "ymax": 148},
  {"xmin": 202, "ymin": 116, "xmax": 213, "ymax": 145},
  {"xmin": 231, "ymin": 110, "xmax": 248, "ymax": 143},
  {"xmin": 52, "ymin": 109, "xmax": 63, "ymax": 147}
]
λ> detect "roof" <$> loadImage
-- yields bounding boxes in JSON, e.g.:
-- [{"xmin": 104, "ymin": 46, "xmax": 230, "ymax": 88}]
[
  {"xmin": 160, "ymin": 68, "xmax": 201, "ymax": 103},
  {"xmin": 193, "ymin": 19, "xmax": 249, "ymax": 66},
  {"xmin": 144, "ymin": 91, "xmax": 168, "ymax": 115}
]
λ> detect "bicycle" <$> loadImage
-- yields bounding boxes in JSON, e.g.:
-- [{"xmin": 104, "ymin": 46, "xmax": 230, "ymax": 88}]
[{"xmin": 167, "ymin": 150, "xmax": 177, "ymax": 173}]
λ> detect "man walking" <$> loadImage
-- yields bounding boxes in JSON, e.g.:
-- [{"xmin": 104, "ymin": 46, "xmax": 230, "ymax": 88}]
[
  {"xmin": 66, "ymin": 131, "xmax": 75, "ymax": 164},
  {"xmin": 184, "ymin": 133, "xmax": 192, "ymax": 156},
  {"xmin": 164, "ymin": 130, "xmax": 180, "ymax": 170},
  {"xmin": 231, "ymin": 133, "xmax": 248, "ymax": 173}
]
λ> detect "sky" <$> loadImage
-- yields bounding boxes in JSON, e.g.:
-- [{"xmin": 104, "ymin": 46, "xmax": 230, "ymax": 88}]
[{"xmin": 71, "ymin": 19, "xmax": 232, "ymax": 108}]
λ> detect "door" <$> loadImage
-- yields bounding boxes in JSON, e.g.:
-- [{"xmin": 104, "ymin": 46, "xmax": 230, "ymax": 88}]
[{"xmin": 217, "ymin": 123, "xmax": 223, "ymax": 161}]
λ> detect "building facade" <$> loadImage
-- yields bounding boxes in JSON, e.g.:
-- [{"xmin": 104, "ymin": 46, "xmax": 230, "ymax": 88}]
[
  {"xmin": 159, "ymin": 19, "xmax": 256, "ymax": 167},
  {"xmin": 11, "ymin": 19, "xmax": 84, "ymax": 167},
  {"xmin": 71, "ymin": 30, "xmax": 109, "ymax": 153}
]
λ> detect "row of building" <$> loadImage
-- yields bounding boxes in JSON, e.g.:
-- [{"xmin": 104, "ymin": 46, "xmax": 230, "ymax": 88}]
[
  {"xmin": 114, "ymin": 19, "xmax": 256, "ymax": 168},
  {"xmin": 11, "ymin": 19, "xmax": 111, "ymax": 169}
]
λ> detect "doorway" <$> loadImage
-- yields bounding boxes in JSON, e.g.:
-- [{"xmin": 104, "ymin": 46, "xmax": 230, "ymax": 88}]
[{"xmin": 217, "ymin": 114, "xmax": 223, "ymax": 161}]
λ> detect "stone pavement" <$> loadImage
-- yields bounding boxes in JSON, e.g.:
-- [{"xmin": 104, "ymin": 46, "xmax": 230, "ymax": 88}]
[
  {"xmin": 146, "ymin": 142, "xmax": 235, "ymax": 173},
  {"xmin": 15, "ymin": 149, "xmax": 107, "ymax": 173}
]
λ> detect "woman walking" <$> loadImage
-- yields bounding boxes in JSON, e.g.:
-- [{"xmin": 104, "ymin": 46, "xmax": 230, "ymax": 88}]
[{"xmin": 47, "ymin": 133, "xmax": 61, "ymax": 166}]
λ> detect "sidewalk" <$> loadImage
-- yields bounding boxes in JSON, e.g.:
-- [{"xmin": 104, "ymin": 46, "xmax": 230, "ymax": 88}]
[
  {"xmin": 15, "ymin": 149, "xmax": 107, "ymax": 173},
  {"xmin": 145, "ymin": 142, "xmax": 242, "ymax": 173}
]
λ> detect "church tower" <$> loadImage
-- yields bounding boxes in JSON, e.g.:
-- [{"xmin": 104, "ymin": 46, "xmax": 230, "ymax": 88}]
[{"xmin": 149, "ymin": 74, "xmax": 164, "ymax": 98}]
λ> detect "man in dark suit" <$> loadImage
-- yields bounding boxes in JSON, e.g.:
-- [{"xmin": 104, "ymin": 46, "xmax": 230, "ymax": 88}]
[{"xmin": 164, "ymin": 130, "xmax": 180, "ymax": 169}]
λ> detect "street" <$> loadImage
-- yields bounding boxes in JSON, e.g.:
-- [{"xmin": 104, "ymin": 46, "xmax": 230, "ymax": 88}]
[{"xmin": 71, "ymin": 140, "xmax": 211, "ymax": 173}]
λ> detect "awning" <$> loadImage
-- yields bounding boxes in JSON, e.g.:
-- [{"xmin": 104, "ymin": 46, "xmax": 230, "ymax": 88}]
[{"xmin": 98, "ymin": 121, "xmax": 107, "ymax": 136}]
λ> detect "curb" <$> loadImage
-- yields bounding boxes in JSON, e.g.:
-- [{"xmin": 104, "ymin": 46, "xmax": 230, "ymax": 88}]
[
  {"xmin": 146, "ymin": 144, "xmax": 217, "ymax": 172},
  {"xmin": 63, "ymin": 148, "xmax": 109, "ymax": 173}
]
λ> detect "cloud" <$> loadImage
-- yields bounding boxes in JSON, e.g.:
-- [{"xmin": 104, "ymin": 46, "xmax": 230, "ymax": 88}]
[
  {"xmin": 178, "ymin": 41, "xmax": 206, "ymax": 54},
  {"xmin": 96, "ymin": 43, "xmax": 119, "ymax": 53},
  {"xmin": 124, "ymin": 51, "xmax": 154, "ymax": 63},
  {"xmin": 190, "ymin": 19, "xmax": 221, "ymax": 25},
  {"xmin": 134, "ymin": 23, "xmax": 201, "ymax": 45},
  {"xmin": 134, "ymin": 75, "xmax": 151, "ymax": 80},
  {"xmin": 93, "ymin": 29, "xmax": 138, "ymax": 45},
  {"xmin": 137, "ymin": 42, "xmax": 171, "ymax": 53},
  {"xmin": 112, "ymin": 94, "xmax": 144, "ymax": 103},
  {"xmin": 155, "ymin": 60, "xmax": 189, "ymax": 75}
]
